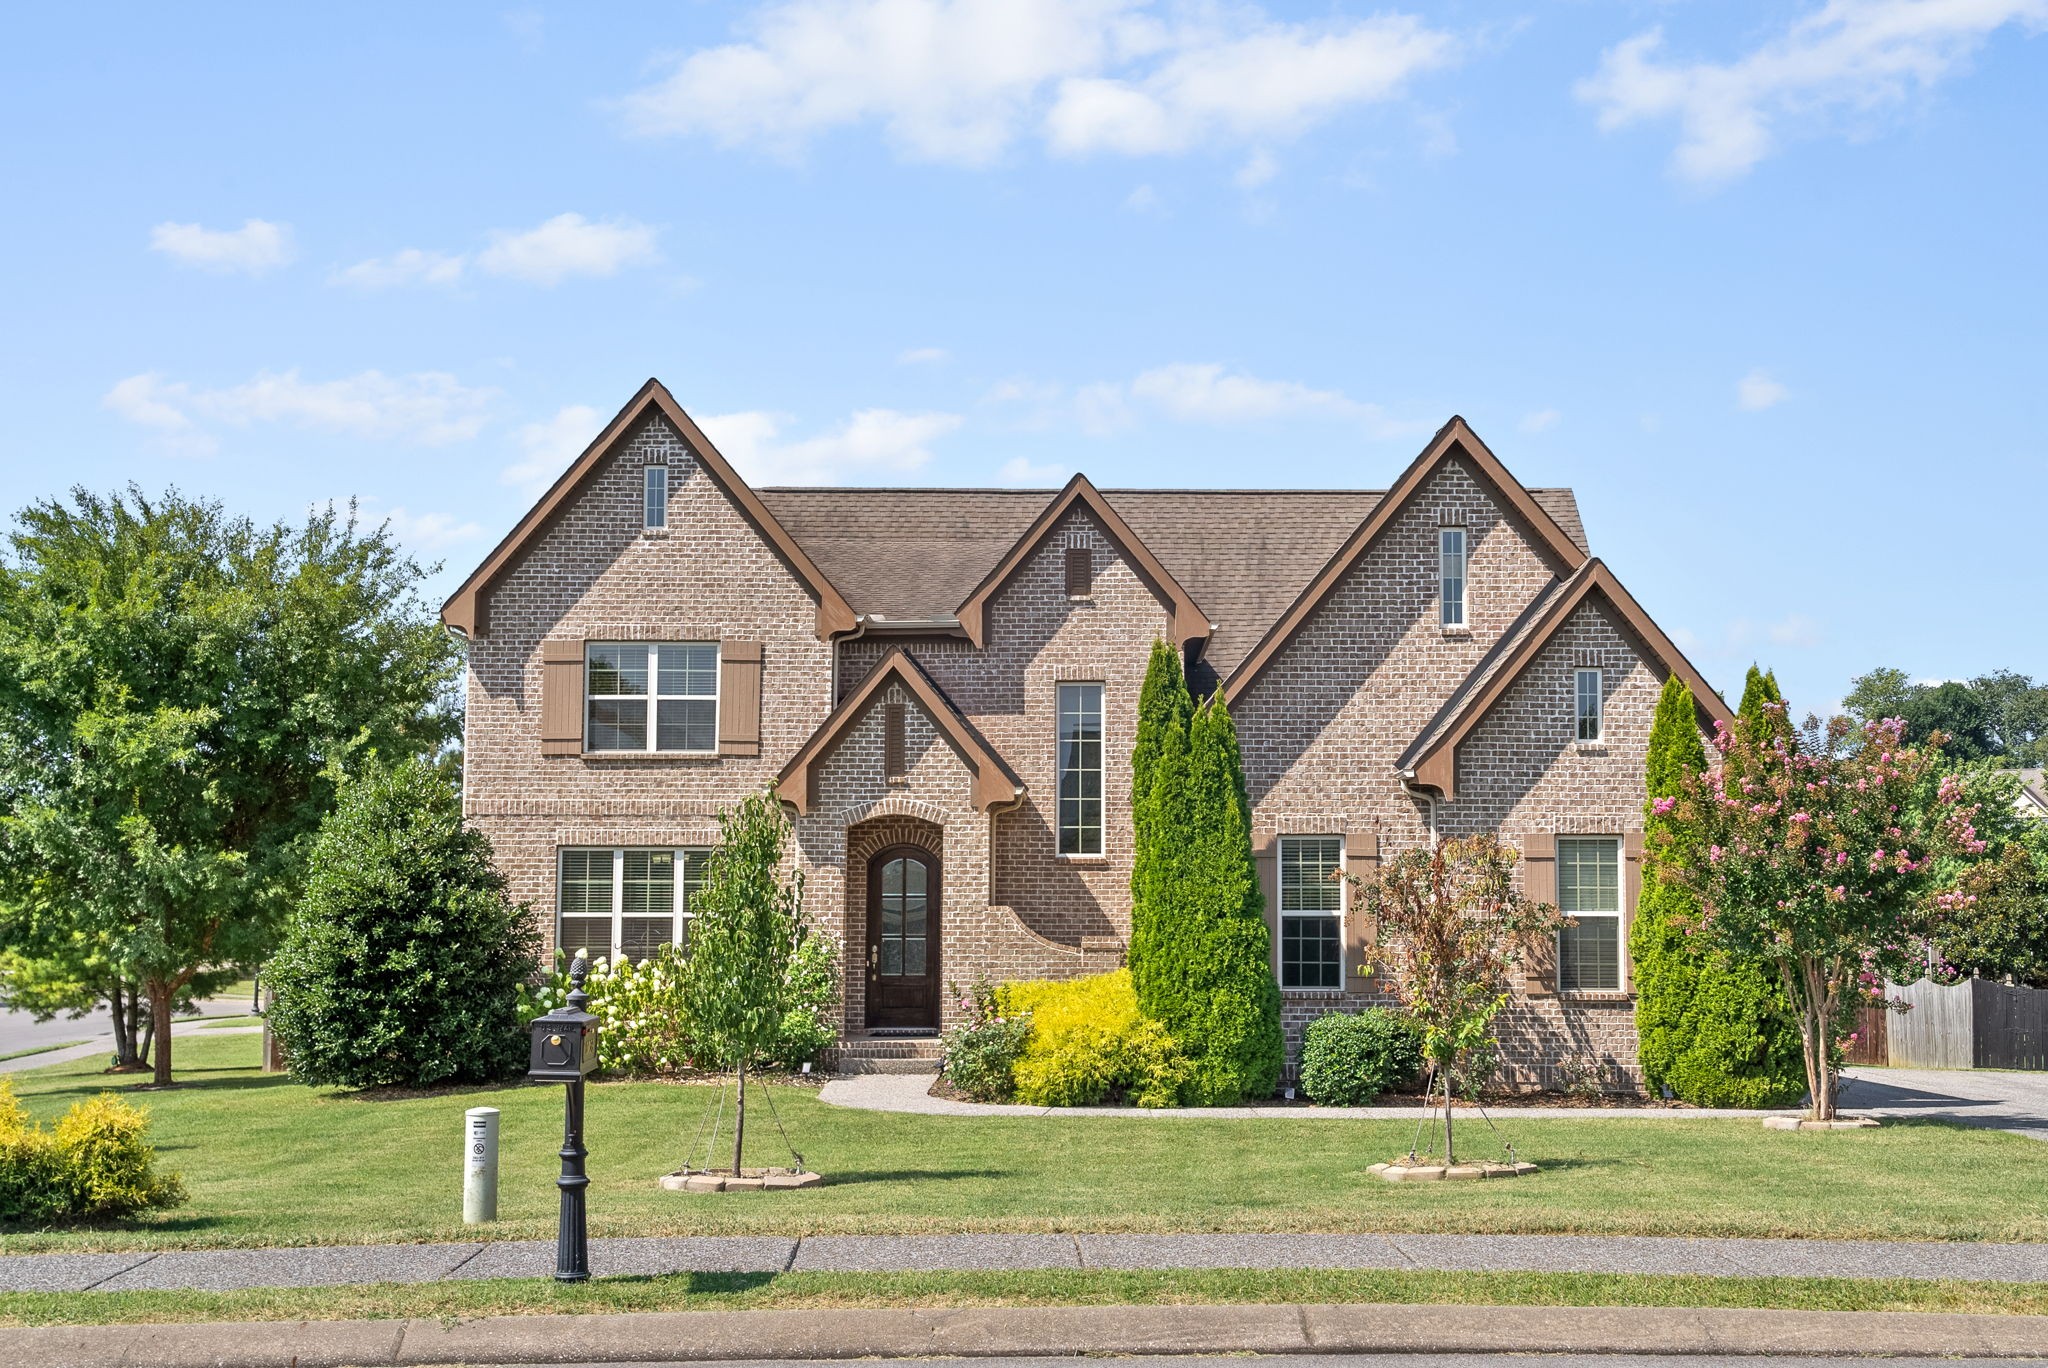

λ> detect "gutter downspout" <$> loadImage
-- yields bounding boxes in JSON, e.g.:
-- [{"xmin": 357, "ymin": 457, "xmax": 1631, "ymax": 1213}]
[{"xmin": 1398, "ymin": 769, "xmax": 1439, "ymax": 849}]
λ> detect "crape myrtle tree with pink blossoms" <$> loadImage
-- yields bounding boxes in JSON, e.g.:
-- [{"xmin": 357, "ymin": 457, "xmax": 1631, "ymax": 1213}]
[{"xmin": 1653, "ymin": 707, "xmax": 1988, "ymax": 1120}]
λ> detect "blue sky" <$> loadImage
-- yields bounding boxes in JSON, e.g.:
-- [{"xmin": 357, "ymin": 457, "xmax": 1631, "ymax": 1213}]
[{"xmin": 4, "ymin": 1, "xmax": 2043, "ymax": 715}]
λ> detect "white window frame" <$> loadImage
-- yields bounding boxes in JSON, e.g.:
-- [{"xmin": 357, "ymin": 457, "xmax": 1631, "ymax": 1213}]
[
  {"xmin": 1055, "ymin": 681, "xmax": 1105, "ymax": 857},
  {"xmin": 584, "ymin": 642, "xmax": 719, "ymax": 754},
  {"xmin": 643, "ymin": 465, "xmax": 668, "ymax": 530},
  {"xmin": 1439, "ymin": 527, "xmax": 1467, "ymax": 628},
  {"xmin": 1278, "ymin": 834, "xmax": 1345, "ymax": 990},
  {"xmin": 556, "ymin": 846, "xmax": 709, "ymax": 963},
  {"xmin": 1576, "ymin": 668, "xmax": 1603, "ymax": 742},
  {"xmin": 1557, "ymin": 835, "xmax": 1623, "ymax": 993}
]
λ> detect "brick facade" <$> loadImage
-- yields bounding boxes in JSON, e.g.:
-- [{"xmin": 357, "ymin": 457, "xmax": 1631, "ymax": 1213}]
[{"xmin": 453, "ymin": 391, "xmax": 1719, "ymax": 1093}]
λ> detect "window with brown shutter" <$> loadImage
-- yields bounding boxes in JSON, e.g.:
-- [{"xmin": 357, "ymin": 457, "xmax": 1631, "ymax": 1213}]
[
  {"xmin": 717, "ymin": 640, "xmax": 762, "ymax": 757},
  {"xmin": 883, "ymin": 701, "xmax": 906, "ymax": 780},
  {"xmin": 1064, "ymin": 545, "xmax": 1092, "ymax": 598},
  {"xmin": 539, "ymin": 639, "xmax": 585, "ymax": 755}
]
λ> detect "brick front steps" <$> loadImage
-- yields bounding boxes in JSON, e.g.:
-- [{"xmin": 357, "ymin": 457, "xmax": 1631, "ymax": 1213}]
[{"xmin": 832, "ymin": 1034, "xmax": 942, "ymax": 1076}]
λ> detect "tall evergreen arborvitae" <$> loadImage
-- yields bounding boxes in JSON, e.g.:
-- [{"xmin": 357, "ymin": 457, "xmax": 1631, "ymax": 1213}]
[
  {"xmin": 1142, "ymin": 692, "xmax": 1283, "ymax": 1103},
  {"xmin": 1736, "ymin": 665, "xmax": 1792, "ymax": 751},
  {"xmin": 1128, "ymin": 640, "xmax": 1193, "ymax": 1021},
  {"xmin": 1630, "ymin": 675, "xmax": 1805, "ymax": 1107}
]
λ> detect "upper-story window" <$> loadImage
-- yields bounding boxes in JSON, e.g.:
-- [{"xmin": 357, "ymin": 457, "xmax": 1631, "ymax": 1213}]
[
  {"xmin": 644, "ymin": 466, "xmax": 668, "ymax": 529},
  {"xmin": 1558, "ymin": 836, "xmax": 1621, "ymax": 992},
  {"xmin": 558, "ymin": 846, "xmax": 708, "ymax": 963},
  {"xmin": 585, "ymin": 643, "xmax": 718, "ymax": 753},
  {"xmin": 1439, "ymin": 527, "xmax": 1467, "ymax": 627},
  {"xmin": 1576, "ymin": 668, "xmax": 1603, "ymax": 742},
  {"xmin": 1057, "ymin": 682, "xmax": 1104, "ymax": 856},
  {"xmin": 1279, "ymin": 835, "xmax": 1343, "ymax": 989}
]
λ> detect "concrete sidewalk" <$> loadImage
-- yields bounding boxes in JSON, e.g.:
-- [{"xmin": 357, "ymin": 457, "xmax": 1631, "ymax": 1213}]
[
  {"xmin": 8, "ymin": 1231, "xmax": 2048, "ymax": 1294},
  {"xmin": 13, "ymin": 1302, "xmax": 2048, "ymax": 1368}
]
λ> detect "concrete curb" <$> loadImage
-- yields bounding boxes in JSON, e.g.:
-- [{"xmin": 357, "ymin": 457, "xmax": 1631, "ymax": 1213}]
[{"xmin": 10, "ymin": 1302, "xmax": 2048, "ymax": 1366}]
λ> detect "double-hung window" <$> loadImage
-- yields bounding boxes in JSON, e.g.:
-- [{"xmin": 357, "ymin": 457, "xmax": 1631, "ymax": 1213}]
[
  {"xmin": 557, "ymin": 847, "xmax": 709, "ymax": 962},
  {"xmin": 1576, "ymin": 668, "xmax": 1603, "ymax": 742},
  {"xmin": 1439, "ymin": 527, "xmax": 1467, "ymax": 627},
  {"xmin": 1557, "ymin": 836, "xmax": 1622, "ymax": 992},
  {"xmin": 1279, "ymin": 835, "xmax": 1344, "ymax": 989},
  {"xmin": 644, "ymin": 465, "xmax": 668, "ymax": 529},
  {"xmin": 1056, "ymin": 682, "xmax": 1103, "ymax": 855},
  {"xmin": 585, "ymin": 643, "xmax": 718, "ymax": 753}
]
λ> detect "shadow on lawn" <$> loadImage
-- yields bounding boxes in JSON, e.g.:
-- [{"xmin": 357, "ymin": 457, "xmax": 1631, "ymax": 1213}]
[{"xmin": 823, "ymin": 1168, "xmax": 1015, "ymax": 1185}]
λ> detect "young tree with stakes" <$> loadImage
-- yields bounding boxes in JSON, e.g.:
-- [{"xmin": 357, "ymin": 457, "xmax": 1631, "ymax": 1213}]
[
  {"xmin": 1343, "ymin": 834, "xmax": 1561, "ymax": 1164},
  {"xmin": 680, "ymin": 789, "xmax": 808, "ymax": 1177},
  {"xmin": 1655, "ymin": 708, "xmax": 1989, "ymax": 1119}
]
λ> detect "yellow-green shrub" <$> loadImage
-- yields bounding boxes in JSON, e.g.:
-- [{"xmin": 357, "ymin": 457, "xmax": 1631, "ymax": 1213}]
[
  {"xmin": 995, "ymin": 969, "xmax": 1189, "ymax": 1107},
  {"xmin": 0, "ymin": 1080, "xmax": 185, "ymax": 1225}
]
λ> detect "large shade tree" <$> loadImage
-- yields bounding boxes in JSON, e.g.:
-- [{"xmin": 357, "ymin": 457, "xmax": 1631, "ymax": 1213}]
[{"xmin": 0, "ymin": 487, "xmax": 459, "ymax": 1085}]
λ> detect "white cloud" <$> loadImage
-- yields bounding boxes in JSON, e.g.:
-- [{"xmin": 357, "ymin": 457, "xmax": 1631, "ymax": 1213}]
[
  {"xmin": 1738, "ymin": 369, "xmax": 1791, "ymax": 411},
  {"xmin": 1123, "ymin": 182, "xmax": 1161, "ymax": 211},
  {"xmin": 148, "ymin": 219, "xmax": 296, "ymax": 275},
  {"xmin": 1676, "ymin": 613, "xmax": 1824, "ymax": 658},
  {"xmin": 103, "ymin": 369, "xmax": 496, "ymax": 448},
  {"xmin": 332, "ymin": 248, "xmax": 466, "ymax": 289},
  {"xmin": 475, "ymin": 213, "xmax": 660, "ymax": 285},
  {"xmin": 1577, "ymin": 0, "xmax": 2048, "ymax": 185},
  {"xmin": 619, "ymin": 0, "xmax": 1458, "ymax": 165},
  {"xmin": 1234, "ymin": 148, "xmax": 1279, "ymax": 189},
  {"xmin": 699, "ymin": 408, "xmax": 963, "ymax": 484},
  {"xmin": 1519, "ymin": 408, "xmax": 1561, "ymax": 433},
  {"xmin": 994, "ymin": 362, "xmax": 1427, "ymax": 440},
  {"xmin": 373, "ymin": 506, "xmax": 487, "ymax": 553},
  {"xmin": 996, "ymin": 454, "xmax": 1068, "ymax": 485},
  {"xmin": 898, "ymin": 346, "xmax": 950, "ymax": 365},
  {"xmin": 503, "ymin": 404, "xmax": 603, "ymax": 497},
  {"xmin": 1769, "ymin": 613, "xmax": 1822, "ymax": 648}
]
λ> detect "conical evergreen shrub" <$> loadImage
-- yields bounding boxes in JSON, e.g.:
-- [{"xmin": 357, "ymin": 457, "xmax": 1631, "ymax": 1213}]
[
  {"xmin": 1128, "ymin": 639, "xmax": 1193, "ymax": 1017},
  {"xmin": 1630, "ymin": 675, "xmax": 1804, "ymax": 1107}
]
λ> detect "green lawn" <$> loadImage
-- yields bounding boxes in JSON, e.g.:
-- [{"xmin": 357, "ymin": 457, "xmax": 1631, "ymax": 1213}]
[
  {"xmin": 6, "ymin": 1032, "xmax": 2048, "ymax": 1253},
  {"xmin": 5, "ymin": 1268, "xmax": 2047, "ymax": 1328}
]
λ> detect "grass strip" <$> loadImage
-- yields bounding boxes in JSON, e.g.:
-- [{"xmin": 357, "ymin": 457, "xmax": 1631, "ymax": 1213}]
[
  {"xmin": 3, "ymin": 1267, "xmax": 2046, "ymax": 1328},
  {"xmin": 0, "ymin": 1041, "xmax": 92, "ymax": 1065}
]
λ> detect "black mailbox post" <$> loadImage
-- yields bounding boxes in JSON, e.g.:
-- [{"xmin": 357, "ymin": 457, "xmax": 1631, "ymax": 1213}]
[{"xmin": 529, "ymin": 955, "xmax": 599, "ymax": 1282}]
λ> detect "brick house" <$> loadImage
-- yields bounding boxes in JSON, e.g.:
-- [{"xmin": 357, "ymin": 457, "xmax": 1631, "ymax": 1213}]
[{"xmin": 444, "ymin": 378, "xmax": 1731, "ymax": 1088}]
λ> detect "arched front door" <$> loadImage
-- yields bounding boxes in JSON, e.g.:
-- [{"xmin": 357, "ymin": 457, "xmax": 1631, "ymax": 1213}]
[{"xmin": 866, "ymin": 846, "xmax": 939, "ymax": 1029}]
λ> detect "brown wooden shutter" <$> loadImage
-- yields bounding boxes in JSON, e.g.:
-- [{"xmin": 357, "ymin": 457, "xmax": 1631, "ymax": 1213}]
[
  {"xmin": 883, "ymin": 701, "xmax": 906, "ymax": 779},
  {"xmin": 1521, "ymin": 832, "xmax": 1558, "ymax": 996},
  {"xmin": 539, "ymin": 639, "xmax": 585, "ymax": 756},
  {"xmin": 1252, "ymin": 833, "xmax": 1279, "ymax": 977},
  {"xmin": 1623, "ymin": 830, "xmax": 1645, "ymax": 992},
  {"xmin": 718, "ymin": 640, "xmax": 762, "ymax": 757},
  {"xmin": 1344, "ymin": 829, "xmax": 1380, "ymax": 985},
  {"xmin": 1064, "ymin": 545, "xmax": 1092, "ymax": 597}
]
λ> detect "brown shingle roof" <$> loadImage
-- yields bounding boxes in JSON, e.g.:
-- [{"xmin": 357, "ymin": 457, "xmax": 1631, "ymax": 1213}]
[
  {"xmin": 757, "ymin": 487, "xmax": 1373, "ymax": 672},
  {"xmin": 756, "ymin": 486, "xmax": 1587, "ymax": 676}
]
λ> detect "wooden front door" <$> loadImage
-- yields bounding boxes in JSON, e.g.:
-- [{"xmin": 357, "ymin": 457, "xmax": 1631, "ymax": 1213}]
[{"xmin": 866, "ymin": 846, "xmax": 939, "ymax": 1029}]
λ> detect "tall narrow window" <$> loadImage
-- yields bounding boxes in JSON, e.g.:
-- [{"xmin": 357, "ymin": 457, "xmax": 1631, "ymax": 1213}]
[
  {"xmin": 557, "ymin": 846, "xmax": 708, "ymax": 962},
  {"xmin": 585, "ymin": 643, "xmax": 718, "ymax": 753},
  {"xmin": 1558, "ymin": 836, "xmax": 1621, "ymax": 992},
  {"xmin": 1576, "ymin": 668, "xmax": 1603, "ymax": 742},
  {"xmin": 644, "ymin": 465, "xmax": 668, "ymax": 529},
  {"xmin": 1439, "ymin": 527, "xmax": 1467, "ymax": 627},
  {"xmin": 1057, "ymin": 682, "xmax": 1103, "ymax": 855},
  {"xmin": 1279, "ymin": 836, "xmax": 1343, "ymax": 989}
]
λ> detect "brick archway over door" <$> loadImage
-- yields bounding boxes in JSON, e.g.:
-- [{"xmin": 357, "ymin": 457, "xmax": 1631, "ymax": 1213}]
[{"xmin": 844, "ymin": 817, "xmax": 943, "ymax": 1032}]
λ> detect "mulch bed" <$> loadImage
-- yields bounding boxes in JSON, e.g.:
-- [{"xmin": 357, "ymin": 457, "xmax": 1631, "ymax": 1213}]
[{"xmin": 926, "ymin": 1075, "xmax": 1693, "ymax": 1109}]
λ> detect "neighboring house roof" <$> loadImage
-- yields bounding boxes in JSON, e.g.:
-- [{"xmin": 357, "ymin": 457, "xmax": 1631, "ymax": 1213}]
[
  {"xmin": 776, "ymin": 647, "xmax": 1024, "ymax": 815},
  {"xmin": 2018, "ymin": 769, "xmax": 2048, "ymax": 818},
  {"xmin": 951, "ymin": 474, "xmax": 1210, "ymax": 649},
  {"xmin": 757, "ymin": 484, "xmax": 1586, "ymax": 676},
  {"xmin": 1223, "ymin": 416, "xmax": 1590, "ymax": 702},
  {"xmin": 440, "ymin": 379, "xmax": 857, "ymax": 640},
  {"xmin": 1396, "ymin": 559, "xmax": 1735, "ymax": 799}
]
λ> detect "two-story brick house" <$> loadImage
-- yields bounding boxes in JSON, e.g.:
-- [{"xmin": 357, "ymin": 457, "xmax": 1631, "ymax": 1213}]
[{"xmin": 445, "ymin": 378, "xmax": 1731, "ymax": 1088}]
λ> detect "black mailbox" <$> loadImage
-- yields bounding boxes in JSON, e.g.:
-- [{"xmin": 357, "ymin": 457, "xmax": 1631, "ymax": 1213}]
[{"xmin": 529, "ymin": 955, "xmax": 599, "ymax": 1082}]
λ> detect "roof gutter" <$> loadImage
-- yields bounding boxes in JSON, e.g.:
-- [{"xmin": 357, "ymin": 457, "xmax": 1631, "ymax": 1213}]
[{"xmin": 1398, "ymin": 768, "xmax": 1440, "ymax": 849}]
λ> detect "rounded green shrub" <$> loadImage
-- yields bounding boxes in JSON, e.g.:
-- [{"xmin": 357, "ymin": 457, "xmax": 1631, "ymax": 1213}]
[
  {"xmin": 0, "ymin": 1079, "xmax": 184, "ymax": 1225},
  {"xmin": 266, "ymin": 758, "xmax": 539, "ymax": 1090},
  {"xmin": 1298, "ymin": 1009, "xmax": 1422, "ymax": 1105},
  {"xmin": 996, "ymin": 969, "xmax": 1189, "ymax": 1107},
  {"xmin": 941, "ymin": 984, "xmax": 1033, "ymax": 1103}
]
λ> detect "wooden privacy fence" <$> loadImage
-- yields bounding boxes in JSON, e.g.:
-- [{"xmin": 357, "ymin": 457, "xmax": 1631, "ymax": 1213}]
[{"xmin": 1882, "ymin": 977, "xmax": 2048, "ymax": 1071}]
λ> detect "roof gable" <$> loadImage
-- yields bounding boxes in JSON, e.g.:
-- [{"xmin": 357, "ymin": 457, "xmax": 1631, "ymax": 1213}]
[
  {"xmin": 1222, "ymin": 416, "xmax": 1588, "ymax": 701},
  {"xmin": 440, "ymin": 379, "xmax": 856, "ymax": 640},
  {"xmin": 1400, "ymin": 559, "xmax": 1733, "ymax": 799},
  {"xmin": 776, "ymin": 648, "xmax": 1023, "ymax": 814},
  {"xmin": 952, "ymin": 474, "xmax": 1210, "ymax": 649}
]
